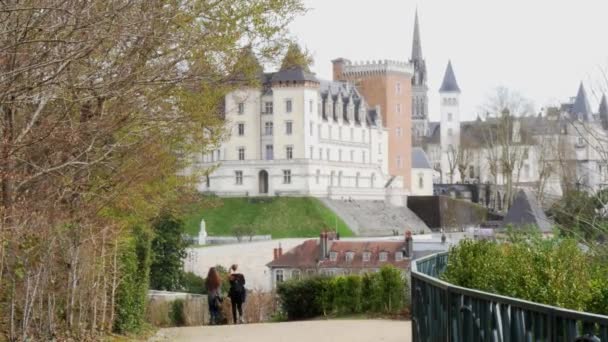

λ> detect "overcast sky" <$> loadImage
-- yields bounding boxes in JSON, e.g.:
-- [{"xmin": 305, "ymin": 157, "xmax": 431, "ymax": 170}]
[{"xmin": 288, "ymin": 0, "xmax": 608, "ymax": 121}]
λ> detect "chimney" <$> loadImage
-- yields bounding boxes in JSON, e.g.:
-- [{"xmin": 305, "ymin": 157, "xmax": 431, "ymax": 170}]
[
  {"xmin": 404, "ymin": 231, "xmax": 413, "ymax": 258},
  {"xmin": 278, "ymin": 243, "xmax": 283, "ymax": 257},
  {"xmin": 319, "ymin": 233, "xmax": 326, "ymax": 259},
  {"xmin": 273, "ymin": 248, "xmax": 278, "ymax": 260},
  {"xmin": 325, "ymin": 231, "xmax": 333, "ymax": 255}
]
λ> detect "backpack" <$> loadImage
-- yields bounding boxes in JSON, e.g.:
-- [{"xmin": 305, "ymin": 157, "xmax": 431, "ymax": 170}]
[{"xmin": 230, "ymin": 275, "xmax": 246, "ymax": 302}]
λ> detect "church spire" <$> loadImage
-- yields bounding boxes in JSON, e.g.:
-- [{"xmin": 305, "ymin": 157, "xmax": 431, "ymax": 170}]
[
  {"xmin": 439, "ymin": 60, "xmax": 460, "ymax": 93},
  {"xmin": 571, "ymin": 82, "xmax": 591, "ymax": 121},
  {"xmin": 411, "ymin": 9, "xmax": 423, "ymax": 61}
]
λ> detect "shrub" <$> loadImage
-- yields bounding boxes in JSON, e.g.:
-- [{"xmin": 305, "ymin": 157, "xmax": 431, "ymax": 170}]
[
  {"xmin": 150, "ymin": 212, "xmax": 188, "ymax": 291},
  {"xmin": 170, "ymin": 299, "xmax": 186, "ymax": 326},
  {"xmin": 113, "ymin": 225, "xmax": 152, "ymax": 334},
  {"xmin": 276, "ymin": 266, "xmax": 408, "ymax": 320},
  {"xmin": 182, "ymin": 272, "xmax": 206, "ymax": 294},
  {"xmin": 442, "ymin": 237, "xmax": 608, "ymax": 314}
]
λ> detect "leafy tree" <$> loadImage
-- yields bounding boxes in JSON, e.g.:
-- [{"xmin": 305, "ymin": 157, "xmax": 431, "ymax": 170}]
[
  {"xmin": 280, "ymin": 43, "xmax": 313, "ymax": 71},
  {"xmin": 150, "ymin": 213, "xmax": 188, "ymax": 291}
]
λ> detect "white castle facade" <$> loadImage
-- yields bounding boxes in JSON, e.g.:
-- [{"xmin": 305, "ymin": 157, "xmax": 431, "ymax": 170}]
[{"xmin": 196, "ymin": 67, "xmax": 411, "ymax": 204}]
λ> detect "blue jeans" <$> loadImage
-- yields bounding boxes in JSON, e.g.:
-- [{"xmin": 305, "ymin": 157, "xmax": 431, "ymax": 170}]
[{"xmin": 208, "ymin": 294, "xmax": 221, "ymax": 324}]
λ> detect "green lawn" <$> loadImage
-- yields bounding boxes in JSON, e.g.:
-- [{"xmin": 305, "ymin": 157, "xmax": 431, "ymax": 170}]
[{"xmin": 183, "ymin": 197, "xmax": 354, "ymax": 238}]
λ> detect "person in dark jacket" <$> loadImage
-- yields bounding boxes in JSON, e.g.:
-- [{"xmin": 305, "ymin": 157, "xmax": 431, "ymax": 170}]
[{"xmin": 228, "ymin": 264, "xmax": 246, "ymax": 324}]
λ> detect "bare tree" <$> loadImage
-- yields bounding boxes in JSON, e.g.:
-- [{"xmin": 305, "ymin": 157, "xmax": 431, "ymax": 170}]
[
  {"xmin": 0, "ymin": 0, "xmax": 304, "ymax": 339},
  {"xmin": 480, "ymin": 87, "xmax": 534, "ymax": 211}
]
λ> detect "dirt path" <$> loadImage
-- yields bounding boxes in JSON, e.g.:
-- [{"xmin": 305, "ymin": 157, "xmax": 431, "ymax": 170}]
[{"xmin": 150, "ymin": 319, "xmax": 411, "ymax": 342}]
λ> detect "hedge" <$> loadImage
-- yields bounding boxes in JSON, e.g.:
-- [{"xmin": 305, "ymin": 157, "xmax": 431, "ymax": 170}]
[
  {"xmin": 442, "ymin": 237, "xmax": 608, "ymax": 315},
  {"xmin": 276, "ymin": 265, "xmax": 408, "ymax": 320}
]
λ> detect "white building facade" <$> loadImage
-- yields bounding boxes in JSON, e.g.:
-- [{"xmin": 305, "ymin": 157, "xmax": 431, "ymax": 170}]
[{"xmin": 196, "ymin": 67, "xmax": 407, "ymax": 205}]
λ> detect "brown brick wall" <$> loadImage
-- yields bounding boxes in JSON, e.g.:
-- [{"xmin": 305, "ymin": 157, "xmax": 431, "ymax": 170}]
[{"xmin": 337, "ymin": 71, "xmax": 412, "ymax": 191}]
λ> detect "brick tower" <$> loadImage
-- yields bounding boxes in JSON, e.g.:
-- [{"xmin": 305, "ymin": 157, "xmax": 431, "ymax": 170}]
[{"xmin": 332, "ymin": 59, "xmax": 413, "ymax": 192}]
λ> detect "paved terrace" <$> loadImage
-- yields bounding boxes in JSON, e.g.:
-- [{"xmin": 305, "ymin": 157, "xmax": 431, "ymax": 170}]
[{"xmin": 151, "ymin": 320, "xmax": 411, "ymax": 342}]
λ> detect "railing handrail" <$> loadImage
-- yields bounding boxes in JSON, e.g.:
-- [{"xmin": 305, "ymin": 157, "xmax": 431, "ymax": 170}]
[{"xmin": 412, "ymin": 252, "xmax": 608, "ymax": 326}]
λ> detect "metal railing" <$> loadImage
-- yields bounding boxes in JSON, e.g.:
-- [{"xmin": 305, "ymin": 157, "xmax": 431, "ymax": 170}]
[{"xmin": 411, "ymin": 252, "xmax": 608, "ymax": 342}]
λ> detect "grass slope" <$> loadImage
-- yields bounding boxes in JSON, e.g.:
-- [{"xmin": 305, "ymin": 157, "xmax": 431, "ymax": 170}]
[{"xmin": 183, "ymin": 197, "xmax": 354, "ymax": 238}]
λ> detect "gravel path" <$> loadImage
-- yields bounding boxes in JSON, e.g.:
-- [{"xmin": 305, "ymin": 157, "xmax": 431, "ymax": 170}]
[{"xmin": 150, "ymin": 320, "xmax": 411, "ymax": 342}]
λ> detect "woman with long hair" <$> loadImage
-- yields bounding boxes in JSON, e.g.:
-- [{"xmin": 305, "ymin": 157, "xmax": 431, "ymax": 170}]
[
  {"xmin": 228, "ymin": 264, "xmax": 247, "ymax": 324},
  {"xmin": 206, "ymin": 267, "xmax": 223, "ymax": 325}
]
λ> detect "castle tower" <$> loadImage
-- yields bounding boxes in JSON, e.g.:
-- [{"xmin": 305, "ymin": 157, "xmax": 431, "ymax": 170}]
[
  {"xmin": 410, "ymin": 10, "xmax": 429, "ymax": 145},
  {"xmin": 439, "ymin": 61, "xmax": 461, "ymax": 183},
  {"xmin": 332, "ymin": 59, "xmax": 413, "ymax": 192}
]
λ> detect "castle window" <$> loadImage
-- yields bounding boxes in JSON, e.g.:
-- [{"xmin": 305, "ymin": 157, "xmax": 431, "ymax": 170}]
[
  {"xmin": 322, "ymin": 98, "xmax": 327, "ymax": 120},
  {"xmin": 238, "ymin": 123, "xmax": 245, "ymax": 136},
  {"xmin": 265, "ymin": 101, "xmax": 273, "ymax": 114},
  {"xmin": 309, "ymin": 100, "xmax": 313, "ymax": 113},
  {"xmin": 396, "ymin": 104, "xmax": 401, "ymax": 114},
  {"xmin": 264, "ymin": 122, "xmax": 273, "ymax": 136},
  {"xmin": 316, "ymin": 170, "xmax": 320, "ymax": 184},
  {"xmin": 235, "ymin": 171, "xmax": 243, "ymax": 185},
  {"xmin": 286, "ymin": 99, "xmax": 292, "ymax": 113},
  {"xmin": 448, "ymin": 113, "xmax": 453, "ymax": 121},
  {"xmin": 265, "ymin": 144, "xmax": 273, "ymax": 160},
  {"xmin": 350, "ymin": 128, "xmax": 354, "ymax": 141},
  {"xmin": 286, "ymin": 146, "xmax": 293, "ymax": 160},
  {"xmin": 396, "ymin": 82, "xmax": 401, "ymax": 94},
  {"xmin": 238, "ymin": 147, "xmax": 245, "ymax": 161},
  {"xmin": 350, "ymin": 150, "xmax": 354, "ymax": 162},
  {"xmin": 292, "ymin": 269, "xmax": 301, "ymax": 280},
  {"xmin": 285, "ymin": 121, "xmax": 293, "ymax": 135},
  {"xmin": 310, "ymin": 122, "xmax": 313, "ymax": 136},
  {"xmin": 310, "ymin": 146, "xmax": 313, "ymax": 159},
  {"xmin": 469, "ymin": 166, "xmax": 475, "ymax": 179},
  {"xmin": 397, "ymin": 155, "xmax": 403, "ymax": 169},
  {"xmin": 448, "ymin": 128, "xmax": 453, "ymax": 137},
  {"xmin": 283, "ymin": 170, "xmax": 292, "ymax": 184},
  {"xmin": 238, "ymin": 102, "xmax": 244, "ymax": 114},
  {"xmin": 327, "ymin": 149, "xmax": 330, "ymax": 161},
  {"xmin": 319, "ymin": 148, "xmax": 323, "ymax": 160},
  {"xmin": 362, "ymin": 151, "xmax": 366, "ymax": 163},
  {"xmin": 332, "ymin": 101, "xmax": 338, "ymax": 122},
  {"xmin": 343, "ymin": 103, "xmax": 349, "ymax": 122},
  {"xmin": 418, "ymin": 173, "xmax": 424, "ymax": 189},
  {"xmin": 338, "ymin": 149, "xmax": 342, "ymax": 162}
]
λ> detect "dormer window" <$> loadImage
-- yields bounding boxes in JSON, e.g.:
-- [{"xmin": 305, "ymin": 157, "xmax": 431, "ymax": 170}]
[
  {"xmin": 329, "ymin": 252, "xmax": 338, "ymax": 261},
  {"xmin": 345, "ymin": 251, "xmax": 355, "ymax": 262},
  {"xmin": 362, "ymin": 252, "xmax": 371, "ymax": 262},
  {"xmin": 395, "ymin": 251, "xmax": 404, "ymax": 261},
  {"xmin": 379, "ymin": 252, "xmax": 388, "ymax": 262}
]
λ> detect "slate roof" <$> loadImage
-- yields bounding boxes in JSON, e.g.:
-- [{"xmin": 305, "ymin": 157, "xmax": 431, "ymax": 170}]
[
  {"xmin": 599, "ymin": 94, "xmax": 608, "ymax": 130},
  {"xmin": 502, "ymin": 189, "xmax": 553, "ymax": 233},
  {"xmin": 412, "ymin": 147, "xmax": 432, "ymax": 169},
  {"xmin": 270, "ymin": 67, "xmax": 318, "ymax": 83},
  {"xmin": 570, "ymin": 82, "xmax": 592, "ymax": 121},
  {"xmin": 439, "ymin": 60, "xmax": 460, "ymax": 93}
]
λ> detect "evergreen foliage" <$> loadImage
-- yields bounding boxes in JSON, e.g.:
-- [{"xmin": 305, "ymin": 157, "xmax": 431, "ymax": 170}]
[
  {"xmin": 276, "ymin": 266, "xmax": 409, "ymax": 320},
  {"xmin": 114, "ymin": 226, "xmax": 152, "ymax": 334},
  {"xmin": 150, "ymin": 213, "xmax": 188, "ymax": 291},
  {"xmin": 442, "ymin": 237, "xmax": 608, "ymax": 315},
  {"xmin": 280, "ymin": 43, "xmax": 313, "ymax": 71}
]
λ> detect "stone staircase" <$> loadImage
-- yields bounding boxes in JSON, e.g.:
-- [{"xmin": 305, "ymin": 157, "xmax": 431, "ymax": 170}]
[{"xmin": 320, "ymin": 198, "xmax": 430, "ymax": 236}]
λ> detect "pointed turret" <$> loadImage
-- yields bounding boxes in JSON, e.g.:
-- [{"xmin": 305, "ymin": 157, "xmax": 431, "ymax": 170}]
[
  {"xmin": 571, "ymin": 82, "xmax": 591, "ymax": 121},
  {"xmin": 439, "ymin": 60, "xmax": 461, "ymax": 93},
  {"xmin": 411, "ymin": 10, "xmax": 423, "ymax": 61},
  {"xmin": 599, "ymin": 94, "xmax": 608, "ymax": 129}
]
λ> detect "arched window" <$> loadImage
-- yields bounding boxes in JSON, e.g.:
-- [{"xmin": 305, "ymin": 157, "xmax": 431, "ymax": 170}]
[
  {"xmin": 370, "ymin": 173, "xmax": 376, "ymax": 188},
  {"xmin": 338, "ymin": 171, "xmax": 343, "ymax": 187},
  {"xmin": 356, "ymin": 172, "xmax": 360, "ymax": 188},
  {"xmin": 330, "ymin": 171, "xmax": 335, "ymax": 186}
]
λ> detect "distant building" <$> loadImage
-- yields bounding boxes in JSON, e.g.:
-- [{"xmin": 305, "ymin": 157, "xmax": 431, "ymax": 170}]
[
  {"xmin": 411, "ymin": 147, "xmax": 433, "ymax": 196},
  {"xmin": 266, "ymin": 232, "xmax": 414, "ymax": 288}
]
